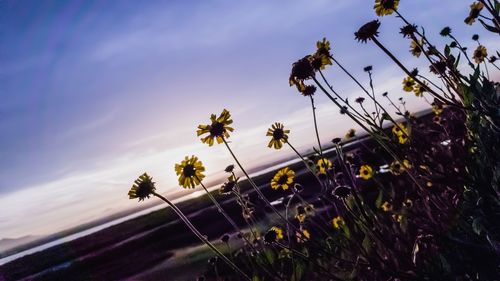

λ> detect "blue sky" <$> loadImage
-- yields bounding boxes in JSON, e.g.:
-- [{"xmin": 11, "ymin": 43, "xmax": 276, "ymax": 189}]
[{"xmin": 0, "ymin": 0, "xmax": 497, "ymax": 239}]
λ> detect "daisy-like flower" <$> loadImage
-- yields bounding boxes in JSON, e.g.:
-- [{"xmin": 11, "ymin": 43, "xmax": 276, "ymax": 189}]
[
  {"xmin": 220, "ymin": 175, "xmax": 239, "ymax": 194},
  {"xmin": 465, "ymin": 1, "xmax": 484, "ymax": 25},
  {"xmin": 296, "ymin": 228, "xmax": 311, "ymax": 243},
  {"xmin": 413, "ymin": 81, "xmax": 428, "ymax": 97},
  {"xmin": 432, "ymin": 102, "xmax": 444, "ymax": 115},
  {"xmin": 271, "ymin": 167, "xmax": 295, "ymax": 190},
  {"xmin": 289, "ymin": 56, "xmax": 315, "ymax": 92},
  {"xmin": 345, "ymin": 128, "xmax": 356, "ymax": 139},
  {"xmin": 355, "ymin": 20, "xmax": 381, "ymax": 43},
  {"xmin": 264, "ymin": 226, "xmax": 284, "ymax": 243},
  {"xmin": 128, "ymin": 173, "xmax": 156, "ymax": 201},
  {"xmin": 359, "ymin": 165, "xmax": 374, "ymax": 180},
  {"xmin": 390, "ymin": 159, "xmax": 411, "ymax": 175},
  {"xmin": 392, "ymin": 123, "xmax": 408, "ymax": 138},
  {"xmin": 301, "ymin": 84, "xmax": 316, "ymax": 97},
  {"xmin": 402, "ymin": 76, "xmax": 416, "ymax": 92},
  {"xmin": 332, "ymin": 216, "xmax": 345, "ymax": 229},
  {"xmin": 400, "ymin": 24, "xmax": 418, "ymax": 38},
  {"xmin": 317, "ymin": 158, "xmax": 333, "ymax": 174},
  {"xmin": 266, "ymin": 122, "xmax": 290, "ymax": 149},
  {"xmin": 295, "ymin": 205, "xmax": 307, "ymax": 223},
  {"xmin": 175, "ymin": 155, "xmax": 206, "ymax": 189},
  {"xmin": 473, "ymin": 45, "xmax": 487, "ymax": 64},
  {"xmin": 197, "ymin": 109, "xmax": 234, "ymax": 146},
  {"xmin": 374, "ymin": 0, "xmax": 400, "ymax": 16},
  {"xmin": 312, "ymin": 38, "xmax": 333, "ymax": 70},
  {"xmin": 410, "ymin": 40, "xmax": 423, "ymax": 57},
  {"xmin": 381, "ymin": 201, "xmax": 393, "ymax": 212}
]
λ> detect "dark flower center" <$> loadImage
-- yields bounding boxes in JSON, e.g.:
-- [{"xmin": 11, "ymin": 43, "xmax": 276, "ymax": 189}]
[
  {"xmin": 297, "ymin": 206, "xmax": 305, "ymax": 215},
  {"xmin": 362, "ymin": 170, "xmax": 369, "ymax": 175},
  {"xmin": 183, "ymin": 164, "xmax": 196, "ymax": 177},
  {"xmin": 210, "ymin": 122, "xmax": 225, "ymax": 137},
  {"xmin": 277, "ymin": 175, "xmax": 288, "ymax": 185},
  {"xmin": 382, "ymin": 0, "xmax": 396, "ymax": 9},
  {"xmin": 291, "ymin": 57, "xmax": 315, "ymax": 80},
  {"xmin": 273, "ymin": 129, "xmax": 284, "ymax": 140},
  {"xmin": 264, "ymin": 230, "xmax": 277, "ymax": 243},
  {"xmin": 405, "ymin": 81, "xmax": 413, "ymax": 87},
  {"xmin": 136, "ymin": 181, "xmax": 154, "ymax": 198}
]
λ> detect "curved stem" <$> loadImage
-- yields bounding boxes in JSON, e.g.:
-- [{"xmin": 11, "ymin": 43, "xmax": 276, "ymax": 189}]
[
  {"xmin": 152, "ymin": 192, "xmax": 251, "ymax": 281},
  {"xmin": 309, "ymin": 95, "xmax": 324, "ymax": 156}
]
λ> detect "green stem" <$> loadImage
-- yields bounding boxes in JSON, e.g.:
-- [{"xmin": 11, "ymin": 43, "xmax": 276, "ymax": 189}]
[{"xmin": 152, "ymin": 192, "xmax": 251, "ymax": 281}]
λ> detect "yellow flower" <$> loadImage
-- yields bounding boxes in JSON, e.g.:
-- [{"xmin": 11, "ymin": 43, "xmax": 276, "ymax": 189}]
[
  {"xmin": 345, "ymin": 128, "xmax": 356, "ymax": 139},
  {"xmin": 313, "ymin": 38, "xmax": 332, "ymax": 70},
  {"xmin": 413, "ymin": 81, "xmax": 428, "ymax": 97},
  {"xmin": 402, "ymin": 76, "xmax": 415, "ymax": 92},
  {"xmin": 392, "ymin": 214, "xmax": 403, "ymax": 222},
  {"xmin": 410, "ymin": 40, "xmax": 423, "ymax": 57},
  {"xmin": 390, "ymin": 159, "xmax": 411, "ymax": 175},
  {"xmin": 196, "ymin": 109, "xmax": 234, "ymax": 146},
  {"xmin": 392, "ymin": 123, "xmax": 408, "ymax": 138},
  {"xmin": 271, "ymin": 167, "xmax": 295, "ymax": 190},
  {"xmin": 295, "ymin": 204, "xmax": 315, "ymax": 223},
  {"xmin": 374, "ymin": 0, "xmax": 400, "ymax": 16},
  {"xmin": 271, "ymin": 226, "xmax": 284, "ymax": 240},
  {"xmin": 381, "ymin": 201, "xmax": 392, "ymax": 212},
  {"xmin": 128, "ymin": 173, "xmax": 156, "ymax": 201},
  {"xmin": 465, "ymin": 2, "xmax": 484, "ymax": 25},
  {"xmin": 398, "ymin": 134, "xmax": 409, "ymax": 144},
  {"xmin": 359, "ymin": 165, "xmax": 374, "ymax": 180},
  {"xmin": 264, "ymin": 226, "xmax": 284, "ymax": 243},
  {"xmin": 266, "ymin": 122, "xmax": 290, "ymax": 149},
  {"xmin": 473, "ymin": 45, "xmax": 487, "ymax": 64},
  {"xmin": 432, "ymin": 102, "xmax": 444, "ymax": 115},
  {"xmin": 175, "ymin": 155, "xmax": 206, "ymax": 189},
  {"xmin": 316, "ymin": 158, "xmax": 333, "ymax": 174},
  {"xmin": 332, "ymin": 216, "xmax": 345, "ymax": 229}
]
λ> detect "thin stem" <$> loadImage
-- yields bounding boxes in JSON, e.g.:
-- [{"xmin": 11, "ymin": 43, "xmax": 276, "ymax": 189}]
[
  {"xmin": 309, "ymin": 95, "xmax": 324, "ymax": 157},
  {"xmin": 286, "ymin": 141, "xmax": 323, "ymax": 188},
  {"xmin": 152, "ymin": 192, "xmax": 251, "ymax": 281},
  {"xmin": 222, "ymin": 138, "xmax": 296, "ymax": 230}
]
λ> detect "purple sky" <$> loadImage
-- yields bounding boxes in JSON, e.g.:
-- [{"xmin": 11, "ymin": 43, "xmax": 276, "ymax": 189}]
[{"xmin": 0, "ymin": 0, "xmax": 498, "ymax": 239}]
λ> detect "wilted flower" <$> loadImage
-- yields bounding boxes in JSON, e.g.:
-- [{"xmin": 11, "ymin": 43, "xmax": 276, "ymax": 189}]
[
  {"xmin": 465, "ymin": 1, "xmax": 484, "ymax": 25},
  {"xmin": 355, "ymin": 97, "xmax": 365, "ymax": 103},
  {"xmin": 374, "ymin": 0, "xmax": 400, "ymax": 16},
  {"xmin": 266, "ymin": 122, "xmax": 290, "ymax": 149},
  {"xmin": 439, "ymin": 26, "xmax": 451, "ymax": 37},
  {"xmin": 289, "ymin": 56, "xmax": 315, "ymax": 92},
  {"xmin": 355, "ymin": 20, "xmax": 381, "ymax": 43},
  {"xmin": 128, "ymin": 173, "xmax": 156, "ymax": 201},
  {"xmin": 332, "ymin": 137, "xmax": 342, "ymax": 144},
  {"xmin": 400, "ymin": 24, "xmax": 418, "ymax": 38},
  {"xmin": 429, "ymin": 61, "xmax": 447, "ymax": 75},
  {"xmin": 175, "ymin": 155, "xmax": 206, "ymax": 188},
  {"xmin": 332, "ymin": 216, "xmax": 345, "ymax": 229},
  {"xmin": 413, "ymin": 81, "xmax": 428, "ymax": 97},
  {"xmin": 489, "ymin": 56, "xmax": 497, "ymax": 63},
  {"xmin": 224, "ymin": 164, "xmax": 235, "ymax": 173},
  {"xmin": 381, "ymin": 201, "xmax": 393, "ymax": 212},
  {"xmin": 345, "ymin": 128, "xmax": 356, "ymax": 139},
  {"xmin": 403, "ymin": 76, "xmax": 416, "ymax": 92},
  {"xmin": 390, "ymin": 159, "xmax": 411, "ymax": 175},
  {"xmin": 473, "ymin": 45, "xmax": 487, "ymax": 64},
  {"xmin": 410, "ymin": 40, "xmax": 423, "ymax": 57},
  {"xmin": 220, "ymin": 175, "xmax": 239, "ymax": 194},
  {"xmin": 359, "ymin": 165, "xmax": 374, "ymax": 180},
  {"xmin": 271, "ymin": 167, "xmax": 295, "ymax": 190},
  {"xmin": 301, "ymin": 84, "xmax": 317, "ymax": 97},
  {"xmin": 364, "ymin": 65, "xmax": 373, "ymax": 72},
  {"xmin": 197, "ymin": 109, "xmax": 234, "ymax": 146}
]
